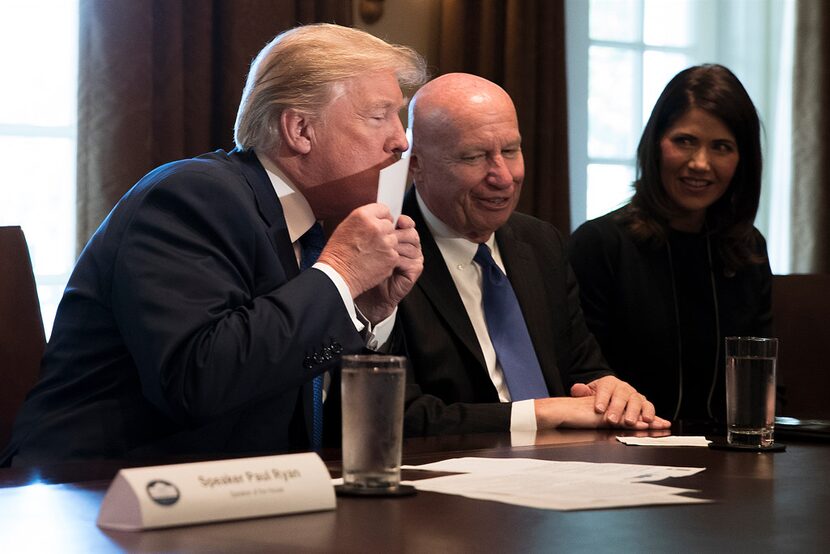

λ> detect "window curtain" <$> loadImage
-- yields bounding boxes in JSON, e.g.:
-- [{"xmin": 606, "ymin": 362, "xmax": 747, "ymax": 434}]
[
  {"xmin": 76, "ymin": 0, "xmax": 352, "ymax": 251},
  {"xmin": 790, "ymin": 0, "xmax": 830, "ymax": 273},
  {"xmin": 435, "ymin": 0, "xmax": 570, "ymax": 232}
]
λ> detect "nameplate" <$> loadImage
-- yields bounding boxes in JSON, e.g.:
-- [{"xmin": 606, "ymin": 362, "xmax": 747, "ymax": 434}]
[{"xmin": 96, "ymin": 452, "xmax": 335, "ymax": 531}]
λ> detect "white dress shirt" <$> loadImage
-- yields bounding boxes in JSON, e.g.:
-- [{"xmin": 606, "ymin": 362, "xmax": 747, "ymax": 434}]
[{"xmin": 415, "ymin": 190, "xmax": 537, "ymax": 431}]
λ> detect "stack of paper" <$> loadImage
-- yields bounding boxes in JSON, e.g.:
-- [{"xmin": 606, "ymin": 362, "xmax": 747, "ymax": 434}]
[
  {"xmin": 401, "ymin": 457, "xmax": 709, "ymax": 511},
  {"xmin": 616, "ymin": 435, "xmax": 712, "ymax": 447}
]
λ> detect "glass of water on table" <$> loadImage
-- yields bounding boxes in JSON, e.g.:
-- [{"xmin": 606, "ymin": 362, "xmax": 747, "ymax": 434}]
[
  {"xmin": 336, "ymin": 354, "xmax": 415, "ymax": 496},
  {"xmin": 725, "ymin": 337, "xmax": 779, "ymax": 449}
]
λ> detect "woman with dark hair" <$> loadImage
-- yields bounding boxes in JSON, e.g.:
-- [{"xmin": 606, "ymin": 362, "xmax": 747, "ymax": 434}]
[{"xmin": 568, "ymin": 64, "xmax": 772, "ymax": 428}]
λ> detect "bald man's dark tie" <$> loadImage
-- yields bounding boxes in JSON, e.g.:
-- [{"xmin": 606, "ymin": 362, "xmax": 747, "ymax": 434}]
[
  {"xmin": 299, "ymin": 222, "xmax": 326, "ymax": 449},
  {"xmin": 474, "ymin": 243, "xmax": 548, "ymax": 400}
]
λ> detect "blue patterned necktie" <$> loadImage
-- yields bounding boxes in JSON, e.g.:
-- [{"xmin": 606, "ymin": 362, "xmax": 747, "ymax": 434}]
[
  {"xmin": 299, "ymin": 222, "xmax": 326, "ymax": 449},
  {"xmin": 299, "ymin": 222, "xmax": 326, "ymax": 272},
  {"xmin": 473, "ymin": 243, "xmax": 548, "ymax": 400}
]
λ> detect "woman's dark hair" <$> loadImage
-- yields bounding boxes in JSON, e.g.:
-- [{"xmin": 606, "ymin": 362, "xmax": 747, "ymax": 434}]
[{"xmin": 622, "ymin": 63, "xmax": 764, "ymax": 272}]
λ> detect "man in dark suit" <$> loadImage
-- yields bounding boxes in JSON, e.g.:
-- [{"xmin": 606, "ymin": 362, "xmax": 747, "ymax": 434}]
[
  {"xmin": 1, "ymin": 24, "xmax": 427, "ymax": 466},
  {"xmin": 400, "ymin": 73, "xmax": 671, "ymax": 436}
]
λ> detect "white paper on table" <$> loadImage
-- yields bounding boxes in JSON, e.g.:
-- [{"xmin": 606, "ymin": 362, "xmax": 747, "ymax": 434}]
[
  {"xmin": 402, "ymin": 457, "xmax": 550, "ymax": 474},
  {"xmin": 616, "ymin": 436, "xmax": 712, "ymax": 447},
  {"xmin": 401, "ymin": 457, "xmax": 709, "ymax": 511},
  {"xmin": 403, "ymin": 457, "xmax": 705, "ymax": 480},
  {"xmin": 407, "ymin": 473, "xmax": 708, "ymax": 511},
  {"xmin": 376, "ymin": 155, "xmax": 410, "ymax": 223}
]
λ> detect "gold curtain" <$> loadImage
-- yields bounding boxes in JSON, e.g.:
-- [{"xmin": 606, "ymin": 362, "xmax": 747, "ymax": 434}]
[
  {"xmin": 75, "ymin": 0, "xmax": 352, "ymax": 251},
  {"xmin": 791, "ymin": 0, "xmax": 830, "ymax": 272},
  {"xmin": 436, "ymin": 0, "xmax": 570, "ymax": 232}
]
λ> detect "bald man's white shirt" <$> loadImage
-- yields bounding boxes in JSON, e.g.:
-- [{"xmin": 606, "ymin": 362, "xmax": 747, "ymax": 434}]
[{"xmin": 415, "ymin": 189, "xmax": 537, "ymax": 431}]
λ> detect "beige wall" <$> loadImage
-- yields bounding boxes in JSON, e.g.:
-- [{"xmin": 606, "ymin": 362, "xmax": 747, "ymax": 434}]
[{"xmin": 352, "ymin": 0, "xmax": 441, "ymax": 74}]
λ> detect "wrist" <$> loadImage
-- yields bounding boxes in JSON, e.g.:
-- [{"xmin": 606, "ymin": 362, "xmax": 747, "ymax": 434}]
[
  {"xmin": 355, "ymin": 296, "xmax": 394, "ymax": 324},
  {"xmin": 533, "ymin": 398, "xmax": 566, "ymax": 429},
  {"xmin": 318, "ymin": 252, "xmax": 362, "ymax": 298}
]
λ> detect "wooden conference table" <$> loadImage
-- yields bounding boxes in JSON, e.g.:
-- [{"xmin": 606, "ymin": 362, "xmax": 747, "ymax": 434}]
[{"xmin": 0, "ymin": 429, "xmax": 827, "ymax": 552}]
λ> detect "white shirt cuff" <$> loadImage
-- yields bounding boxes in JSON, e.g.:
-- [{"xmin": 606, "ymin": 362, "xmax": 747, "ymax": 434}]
[
  {"xmin": 312, "ymin": 262, "xmax": 397, "ymax": 351},
  {"xmin": 509, "ymin": 399, "xmax": 538, "ymax": 431},
  {"xmin": 356, "ymin": 306, "xmax": 397, "ymax": 351},
  {"xmin": 312, "ymin": 262, "xmax": 364, "ymax": 333}
]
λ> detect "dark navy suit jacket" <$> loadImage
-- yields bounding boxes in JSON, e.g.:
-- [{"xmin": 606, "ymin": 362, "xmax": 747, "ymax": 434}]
[{"xmin": 2, "ymin": 149, "xmax": 363, "ymax": 465}]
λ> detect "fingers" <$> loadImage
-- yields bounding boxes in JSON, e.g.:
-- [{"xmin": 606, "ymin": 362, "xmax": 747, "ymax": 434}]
[
  {"xmin": 586, "ymin": 376, "xmax": 656, "ymax": 427},
  {"xmin": 320, "ymin": 204, "xmax": 401, "ymax": 296},
  {"xmin": 569, "ymin": 383, "xmax": 594, "ymax": 398},
  {"xmin": 617, "ymin": 413, "xmax": 672, "ymax": 430},
  {"xmin": 536, "ymin": 395, "xmax": 672, "ymax": 431},
  {"xmin": 635, "ymin": 397, "xmax": 656, "ymax": 423},
  {"xmin": 392, "ymin": 216, "xmax": 423, "ymax": 276},
  {"xmin": 588, "ymin": 377, "xmax": 614, "ymax": 416},
  {"xmin": 648, "ymin": 415, "xmax": 672, "ymax": 429},
  {"xmin": 395, "ymin": 214, "xmax": 416, "ymax": 229},
  {"xmin": 612, "ymin": 396, "xmax": 672, "ymax": 430},
  {"xmin": 394, "ymin": 225, "xmax": 421, "ymax": 259},
  {"xmin": 360, "ymin": 202, "xmax": 395, "ymax": 223},
  {"xmin": 617, "ymin": 393, "xmax": 645, "ymax": 426},
  {"xmin": 335, "ymin": 206, "xmax": 424, "ymax": 321},
  {"xmin": 395, "ymin": 242, "xmax": 420, "ymax": 260},
  {"xmin": 603, "ymin": 388, "xmax": 631, "ymax": 425}
]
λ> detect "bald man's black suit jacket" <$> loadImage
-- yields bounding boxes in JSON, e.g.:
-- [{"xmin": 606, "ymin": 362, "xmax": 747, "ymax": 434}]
[{"xmin": 399, "ymin": 189, "xmax": 612, "ymax": 436}]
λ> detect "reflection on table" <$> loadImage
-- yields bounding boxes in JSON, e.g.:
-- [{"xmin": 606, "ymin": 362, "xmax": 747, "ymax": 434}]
[{"xmin": 0, "ymin": 429, "xmax": 827, "ymax": 552}]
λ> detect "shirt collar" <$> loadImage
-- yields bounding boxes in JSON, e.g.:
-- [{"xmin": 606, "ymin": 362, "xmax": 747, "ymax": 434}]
[
  {"xmin": 414, "ymin": 187, "xmax": 497, "ymax": 265},
  {"xmin": 256, "ymin": 152, "xmax": 316, "ymax": 243}
]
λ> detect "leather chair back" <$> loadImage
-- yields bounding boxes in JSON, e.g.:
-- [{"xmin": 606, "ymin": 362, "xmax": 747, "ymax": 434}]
[
  {"xmin": 0, "ymin": 226, "xmax": 45, "ymax": 447},
  {"xmin": 772, "ymin": 273, "xmax": 830, "ymax": 419}
]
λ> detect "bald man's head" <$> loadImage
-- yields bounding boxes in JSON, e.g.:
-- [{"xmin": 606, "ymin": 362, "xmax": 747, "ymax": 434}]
[
  {"xmin": 409, "ymin": 73, "xmax": 516, "ymax": 149},
  {"xmin": 409, "ymin": 73, "xmax": 524, "ymax": 242}
]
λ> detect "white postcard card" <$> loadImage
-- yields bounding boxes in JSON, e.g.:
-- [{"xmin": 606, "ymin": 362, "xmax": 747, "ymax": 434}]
[
  {"xmin": 377, "ymin": 155, "xmax": 411, "ymax": 223},
  {"xmin": 97, "ymin": 452, "xmax": 335, "ymax": 531}
]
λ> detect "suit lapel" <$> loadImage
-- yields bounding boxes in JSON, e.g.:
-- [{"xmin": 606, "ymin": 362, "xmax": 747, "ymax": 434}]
[
  {"xmin": 403, "ymin": 191, "xmax": 487, "ymax": 369},
  {"xmin": 232, "ymin": 148, "xmax": 299, "ymax": 279},
  {"xmin": 231, "ymin": 148, "xmax": 308, "ymax": 440},
  {"xmin": 497, "ymin": 221, "xmax": 564, "ymax": 396}
]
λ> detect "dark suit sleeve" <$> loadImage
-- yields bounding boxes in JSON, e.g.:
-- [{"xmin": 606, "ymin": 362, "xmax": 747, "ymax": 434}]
[
  {"xmin": 403, "ymin": 383, "xmax": 512, "ymax": 437},
  {"xmin": 567, "ymin": 219, "xmax": 618, "ymax": 360},
  {"xmin": 559, "ymin": 255, "xmax": 615, "ymax": 387},
  {"xmin": 529, "ymin": 219, "xmax": 611, "ymax": 389},
  {"xmin": 396, "ymin": 297, "xmax": 512, "ymax": 436},
  {"xmin": 754, "ymin": 232, "xmax": 774, "ymax": 337},
  {"xmin": 110, "ymin": 167, "xmax": 363, "ymax": 425}
]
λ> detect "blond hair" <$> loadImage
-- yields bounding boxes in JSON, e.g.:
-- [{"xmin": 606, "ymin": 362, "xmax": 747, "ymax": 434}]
[{"xmin": 234, "ymin": 23, "xmax": 427, "ymax": 152}]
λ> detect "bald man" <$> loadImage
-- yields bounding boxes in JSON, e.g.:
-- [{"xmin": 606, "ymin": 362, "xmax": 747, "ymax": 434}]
[{"xmin": 399, "ymin": 73, "xmax": 671, "ymax": 436}]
